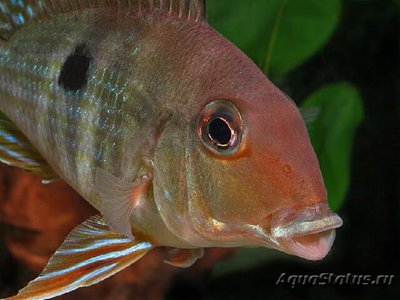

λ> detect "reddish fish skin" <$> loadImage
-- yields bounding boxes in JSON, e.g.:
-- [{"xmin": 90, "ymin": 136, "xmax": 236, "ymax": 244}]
[{"xmin": 149, "ymin": 21, "xmax": 329, "ymax": 246}]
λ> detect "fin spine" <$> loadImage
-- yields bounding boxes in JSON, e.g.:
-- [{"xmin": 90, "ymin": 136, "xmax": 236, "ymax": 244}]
[{"xmin": 0, "ymin": 0, "xmax": 206, "ymax": 40}]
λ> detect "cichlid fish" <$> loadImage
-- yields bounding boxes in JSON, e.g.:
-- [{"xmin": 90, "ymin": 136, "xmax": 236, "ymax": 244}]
[{"xmin": 0, "ymin": 0, "xmax": 343, "ymax": 299}]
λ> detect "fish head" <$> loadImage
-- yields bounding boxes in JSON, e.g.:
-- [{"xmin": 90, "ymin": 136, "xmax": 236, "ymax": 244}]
[
  {"xmin": 152, "ymin": 27, "xmax": 342, "ymax": 260},
  {"xmin": 187, "ymin": 88, "xmax": 343, "ymax": 260}
]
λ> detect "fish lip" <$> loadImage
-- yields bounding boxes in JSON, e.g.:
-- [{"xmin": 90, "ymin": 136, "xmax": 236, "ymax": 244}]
[
  {"xmin": 266, "ymin": 202, "xmax": 343, "ymax": 260},
  {"xmin": 280, "ymin": 229, "xmax": 337, "ymax": 260},
  {"xmin": 271, "ymin": 214, "xmax": 343, "ymax": 238},
  {"xmin": 270, "ymin": 202, "xmax": 343, "ymax": 239}
]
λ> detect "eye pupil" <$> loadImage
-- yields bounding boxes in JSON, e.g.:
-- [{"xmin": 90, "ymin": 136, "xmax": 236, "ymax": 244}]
[
  {"xmin": 208, "ymin": 118, "xmax": 232, "ymax": 146},
  {"xmin": 198, "ymin": 100, "xmax": 243, "ymax": 156}
]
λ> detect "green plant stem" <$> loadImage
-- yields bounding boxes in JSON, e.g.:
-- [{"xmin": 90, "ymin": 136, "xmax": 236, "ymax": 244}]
[{"xmin": 263, "ymin": 0, "xmax": 288, "ymax": 75}]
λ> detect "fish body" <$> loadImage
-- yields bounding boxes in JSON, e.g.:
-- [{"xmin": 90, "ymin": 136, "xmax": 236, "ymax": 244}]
[
  {"xmin": 0, "ymin": 1, "xmax": 342, "ymax": 299},
  {"xmin": 1, "ymin": 2, "xmax": 211, "ymax": 246},
  {"xmin": 1, "ymin": 4, "xmax": 201, "ymax": 209}
]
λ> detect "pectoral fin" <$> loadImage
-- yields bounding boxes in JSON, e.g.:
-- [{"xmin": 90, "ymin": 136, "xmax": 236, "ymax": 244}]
[
  {"xmin": 95, "ymin": 168, "xmax": 152, "ymax": 239},
  {"xmin": 300, "ymin": 107, "xmax": 321, "ymax": 126},
  {"xmin": 164, "ymin": 248, "xmax": 204, "ymax": 268},
  {"xmin": 0, "ymin": 112, "xmax": 58, "ymax": 182},
  {"xmin": 5, "ymin": 215, "xmax": 154, "ymax": 300}
]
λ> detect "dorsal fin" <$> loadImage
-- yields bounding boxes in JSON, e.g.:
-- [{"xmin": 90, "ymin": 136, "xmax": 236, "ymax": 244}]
[{"xmin": 0, "ymin": 0, "xmax": 206, "ymax": 40}]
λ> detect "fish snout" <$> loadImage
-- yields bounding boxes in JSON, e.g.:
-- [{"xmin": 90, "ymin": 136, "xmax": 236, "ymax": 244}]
[{"xmin": 270, "ymin": 203, "xmax": 343, "ymax": 260}]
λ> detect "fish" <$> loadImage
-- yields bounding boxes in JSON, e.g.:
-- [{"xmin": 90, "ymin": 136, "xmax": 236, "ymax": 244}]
[{"xmin": 0, "ymin": 0, "xmax": 343, "ymax": 299}]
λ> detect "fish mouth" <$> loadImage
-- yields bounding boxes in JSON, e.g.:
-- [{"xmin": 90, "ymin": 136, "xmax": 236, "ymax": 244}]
[{"xmin": 270, "ymin": 203, "xmax": 343, "ymax": 260}]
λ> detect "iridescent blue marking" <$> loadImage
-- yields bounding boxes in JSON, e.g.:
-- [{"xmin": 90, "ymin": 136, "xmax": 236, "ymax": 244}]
[
  {"xmin": 0, "ymin": 131, "xmax": 31, "ymax": 148},
  {"xmin": 41, "ymin": 241, "xmax": 152, "ymax": 278},
  {"xmin": 0, "ymin": 145, "xmax": 38, "ymax": 165},
  {"xmin": 67, "ymin": 106, "xmax": 81, "ymax": 119},
  {"xmin": 57, "ymin": 238, "xmax": 134, "ymax": 255},
  {"xmin": 17, "ymin": 0, "xmax": 25, "ymax": 8},
  {"xmin": 12, "ymin": 13, "xmax": 25, "ymax": 25},
  {"xmin": 34, "ymin": 264, "xmax": 117, "ymax": 299},
  {"xmin": 95, "ymin": 148, "xmax": 103, "ymax": 162},
  {"xmin": 105, "ymin": 82, "xmax": 120, "ymax": 96},
  {"xmin": 66, "ymin": 89, "xmax": 83, "ymax": 98},
  {"xmin": 0, "ymin": 131, "xmax": 18, "ymax": 144},
  {"xmin": 26, "ymin": 5, "xmax": 34, "ymax": 17}
]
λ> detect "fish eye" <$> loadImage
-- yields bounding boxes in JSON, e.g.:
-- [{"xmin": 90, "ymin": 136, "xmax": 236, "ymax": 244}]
[
  {"xmin": 197, "ymin": 100, "xmax": 244, "ymax": 156},
  {"xmin": 207, "ymin": 117, "xmax": 233, "ymax": 146}
]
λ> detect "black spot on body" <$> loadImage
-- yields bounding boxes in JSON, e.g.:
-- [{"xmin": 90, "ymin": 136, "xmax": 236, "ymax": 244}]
[
  {"xmin": 57, "ymin": 44, "xmax": 91, "ymax": 179},
  {"xmin": 58, "ymin": 44, "xmax": 91, "ymax": 93}
]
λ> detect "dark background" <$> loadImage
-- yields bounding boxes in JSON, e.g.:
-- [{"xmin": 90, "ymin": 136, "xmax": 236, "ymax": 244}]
[{"xmin": 169, "ymin": 1, "xmax": 400, "ymax": 299}]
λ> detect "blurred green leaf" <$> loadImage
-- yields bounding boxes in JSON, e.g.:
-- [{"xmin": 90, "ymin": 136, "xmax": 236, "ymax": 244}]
[
  {"xmin": 301, "ymin": 83, "xmax": 364, "ymax": 211},
  {"xmin": 207, "ymin": 0, "xmax": 341, "ymax": 79}
]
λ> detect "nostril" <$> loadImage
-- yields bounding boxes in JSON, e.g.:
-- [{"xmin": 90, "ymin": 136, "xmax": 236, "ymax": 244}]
[{"xmin": 283, "ymin": 164, "xmax": 292, "ymax": 174}]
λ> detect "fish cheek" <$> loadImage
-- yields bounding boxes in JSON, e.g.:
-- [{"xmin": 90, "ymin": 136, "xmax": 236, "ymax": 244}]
[
  {"xmin": 150, "ymin": 120, "xmax": 248, "ymax": 246},
  {"xmin": 152, "ymin": 123, "xmax": 197, "ymax": 245},
  {"xmin": 151, "ymin": 119, "xmax": 268, "ymax": 246},
  {"xmin": 194, "ymin": 153, "xmax": 267, "ymax": 224}
]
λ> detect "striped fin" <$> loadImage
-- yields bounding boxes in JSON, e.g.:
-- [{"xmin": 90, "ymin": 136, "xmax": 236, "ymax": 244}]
[
  {"xmin": 5, "ymin": 215, "xmax": 154, "ymax": 300},
  {"xmin": 0, "ymin": 0, "xmax": 206, "ymax": 40},
  {"xmin": 0, "ymin": 112, "xmax": 57, "ymax": 181}
]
